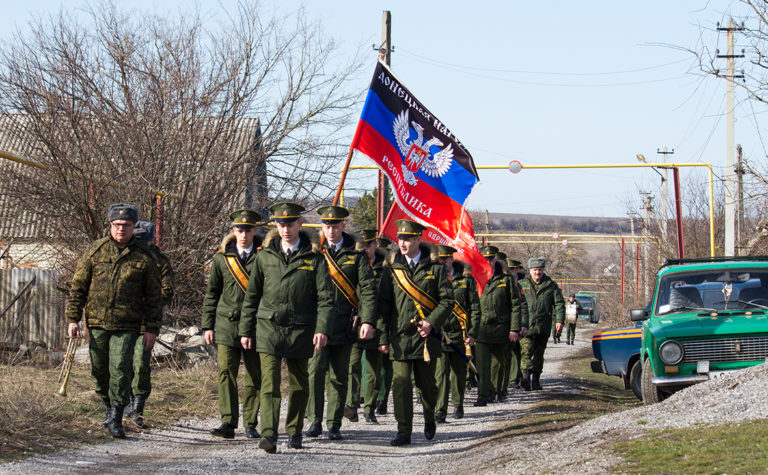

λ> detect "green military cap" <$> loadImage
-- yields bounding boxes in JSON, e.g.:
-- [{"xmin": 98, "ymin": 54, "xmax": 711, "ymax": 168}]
[
  {"xmin": 479, "ymin": 245, "xmax": 499, "ymax": 258},
  {"xmin": 230, "ymin": 209, "xmax": 261, "ymax": 229},
  {"xmin": 269, "ymin": 202, "xmax": 305, "ymax": 223},
  {"xmin": 395, "ymin": 219, "xmax": 426, "ymax": 238},
  {"xmin": 360, "ymin": 229, "xmax": 378, "ymax": 243},
  {"xmin": 317, "ymin": 205, "xmax": 349, "ymax": 223},
  {"xmin": 436, "ymin": 244, "xmax": 457, "ymax": 258},
  {"xmin": 376, "ymin": 236, "xmax": 392, "ymax": 248},
  {"xmin": 528, "ymin": 257, "xmax": 546, "ymax": 269},
  {"xmin": 497, "ymin": 251, "xmax": 508, "ymax": 262},
  {"xmin": 506, "ymin": 258, "xmax": 523, "ymax": 268}
]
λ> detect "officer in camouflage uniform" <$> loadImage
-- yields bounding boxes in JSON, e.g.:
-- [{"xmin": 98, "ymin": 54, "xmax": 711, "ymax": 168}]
[
  {"xmin": 519, "ymin": 257, "xmax": 565, "ymax": 391},
  {"xmin": 66, "ymin": 203, "xmax": 162, "ymax": 439},
  {"xmin": 506, "ymin": 259, "xmax": 528, "ymax": 390},
  {"xmin": 345, "ymin": 229, "xmax": 388, "ymax": 424},
  {"xmin": 379, "ymin": 219, "xmax": 453, "ymax": 447},
  {"xmin": 472, "ymin": 246, "xmax": 524, "ymax": 406},
  {"xmin": 202, "ymin": 210, "xmax": 263, "ymax": 439},
  {"xmin": 375, "ymin": 236, "xmax": 395, "ymax": 416},
  {"xmin": 305, "ymin": 206, "xmax": 377, "ymax": 441},
  {"xmin": 434, "ymin": 245, "xmax": 479, "ymax": 422},
  {"xmin": 239, "ymin": 202, "xmax": 333, "ymax": 453},
  {"xmin": 126, "ymin": 221, "xmax": 175, "ymax": 429}
]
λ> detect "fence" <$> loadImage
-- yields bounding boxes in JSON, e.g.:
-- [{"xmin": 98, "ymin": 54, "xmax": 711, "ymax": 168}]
[{"xmin": 0, "ymin": 268, "xmax": 66, "ymax": 350}]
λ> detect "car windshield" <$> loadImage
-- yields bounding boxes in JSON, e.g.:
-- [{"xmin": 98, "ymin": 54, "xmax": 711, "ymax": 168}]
[
  {"xmin": 576, "ymin": 297, "xmax": 593, "ymax": 309},
  {"xmin": 655, "ymin": 267, "xmax": 768, "ymax": 315}
]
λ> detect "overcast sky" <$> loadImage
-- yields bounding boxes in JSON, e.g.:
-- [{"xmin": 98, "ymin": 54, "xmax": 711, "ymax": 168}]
[{"xmin": 2, "ymin": 1, "xmax": 763, "ymax": 219}]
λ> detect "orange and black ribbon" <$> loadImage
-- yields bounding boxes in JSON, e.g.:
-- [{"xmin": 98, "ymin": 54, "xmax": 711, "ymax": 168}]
[
  {"xmin": 391, "ymin": 267, "xmax": 437, "ymax": 313},
  {"xmin": 323, "ymin": 251, "xmax": 359, "ymax": 309},
  {"xmin": 452, "ymin": 300, "xmax": 469, "ymax": 331},
  {"xmin": 224, "ymin": 255, "xmax": 250, "ymax": 293}
]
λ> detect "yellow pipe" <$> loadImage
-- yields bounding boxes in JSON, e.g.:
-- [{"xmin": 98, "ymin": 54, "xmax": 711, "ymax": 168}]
[
  {"xmin": 484, "ymin": 240, "xmax": 647, "ymax": 244},
  {"xmin": 478, "ymin": 233, "xmax": 656, "ymax": 240}
]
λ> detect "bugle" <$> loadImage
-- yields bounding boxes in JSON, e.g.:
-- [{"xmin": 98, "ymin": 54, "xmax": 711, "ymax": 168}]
[{"xmin": 56, "ymin": 337, "xmax": 80, "ymax": 397}]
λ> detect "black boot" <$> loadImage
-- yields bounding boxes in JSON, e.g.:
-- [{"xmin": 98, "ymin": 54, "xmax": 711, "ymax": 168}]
[
  {"xmin": 132, "ymin": 395, "xmax": 146, "ymax": 428},
  {"xmin": 107, "ymin": 405, "xmax": 126, "ymax": 439},
  {"xmin": 521, "ymin": 371, "xmax": 531, "ymax": 391},
  {"xmin": 531, "ymin": 372, "xmax": 542, "ymax": 391},
  {"xmin": 101, "ymin": 401, "xmax": 111, "ymax": 427},
  {"xmin": 124, "ymin": 396, "xmax": 135, "ymax": 419},
  {"xmin": 376, "ymin": 400, "xmax": 387, "ymax": 415}
]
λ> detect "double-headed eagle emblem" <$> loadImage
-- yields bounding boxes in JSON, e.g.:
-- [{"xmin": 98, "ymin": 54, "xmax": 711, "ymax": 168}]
[{"xmin": 393, "ymin": 109, "xmax": 453, "ymax": 186}]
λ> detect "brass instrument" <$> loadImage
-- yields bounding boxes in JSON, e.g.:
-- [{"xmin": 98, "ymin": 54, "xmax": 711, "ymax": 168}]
[{"xmin": 56, "ymin": 337, "xmax": 80, "ymax": 397}]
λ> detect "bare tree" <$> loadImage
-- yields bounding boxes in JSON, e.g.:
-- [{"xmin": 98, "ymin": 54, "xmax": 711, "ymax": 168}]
[{"xmin": 0, "ymin": 1, "xmax": 364, "ymax": 324}]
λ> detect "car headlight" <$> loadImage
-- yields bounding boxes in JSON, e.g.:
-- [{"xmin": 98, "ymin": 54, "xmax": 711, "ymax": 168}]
[{"xmin": 659, "ymin": 340, "xmax": 684, "ymax": 365}]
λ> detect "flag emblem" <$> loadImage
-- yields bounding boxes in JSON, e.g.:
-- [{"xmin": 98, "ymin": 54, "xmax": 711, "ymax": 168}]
[{"xmin": 394, "ymin": 109, "xmax": 453, "ymax": 186}]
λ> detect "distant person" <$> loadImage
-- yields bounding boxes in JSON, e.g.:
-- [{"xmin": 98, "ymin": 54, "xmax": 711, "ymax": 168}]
[
  {"xmin": 65, "ymin": 203, "xmax": 162, "ymax": 439},
  {"xmin": 518, "ymin": 257, "xmax": 565, "ymax": 391},
  {"xmin": 126, "ymin": 221, "xmax": 175, "ymax": 429},
  {"xmin": 202, "ymin": 210, "xmax": 263, "ymax": 440},
  {"xmin": 564, "ymin": 294, "xmax": 583, "ymax": 345},
  {"xmin": 505, "ymin": 258, "xmax": 528, "ymax": 390}
]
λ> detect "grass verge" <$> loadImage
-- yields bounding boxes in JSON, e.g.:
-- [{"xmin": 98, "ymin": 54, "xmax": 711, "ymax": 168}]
[{"xmin": 0, "ymin": 361, "xmax": 218, "ymax": 462}]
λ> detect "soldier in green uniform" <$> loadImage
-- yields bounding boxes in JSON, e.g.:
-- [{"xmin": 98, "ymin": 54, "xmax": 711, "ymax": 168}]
[
  {"xmin": 506, "ymin": 259, "xmax": 528, "ymax": 390},
  {"xmin": 126, "ymin": 221, "xmax": 175, "ymax": 429},
  {"xmin": 66, "ymin": 203, "xmax": 163, "ymax": 439},
  {"xmin": 239, "ymin": 202, "xmax": 333, "ymax": 453},
  {"xmin": 564, "ymin": 294, "xmax": 583, "ymax": 345},
  {"xmin": 434, "ymin": 245, "xmax": 479, "ymax": 422},
  {"xmin": 202, "ymin": 210, "xmax": 263, "ymax": 439},
  {"xmin": 378, "ymin": 219, "xmax": 453, "ymax": 447},
  {"xmin": 375, "ymin": 236, "xmax": 395, "ymax": 416},
  {"xmin": 305, "ymin": 206, "xmax": 377, "ymax": 441},
  {"xmin": 519, "ymin": 257, "xmax": 565, "ymax": 391},
  {"xmin": 471, "ymin": 246, "xmax": 524, "ymax": 406},
  {"xmin": 345, "ymin": 229, "xmax": 388, "ymax": 424}
]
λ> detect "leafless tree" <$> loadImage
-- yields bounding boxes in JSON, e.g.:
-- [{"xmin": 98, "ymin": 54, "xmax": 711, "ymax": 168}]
[{"xmin": 0, "ymin": 1, "xmax": 364, "ymax": 324}]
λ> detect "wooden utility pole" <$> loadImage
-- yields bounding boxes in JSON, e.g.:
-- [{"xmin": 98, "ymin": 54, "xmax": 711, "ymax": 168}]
[
  {"xmin": 640, "ymin": 191, "xmax": 654, "ymax": 301},
  {"xmin": 376, "ymin": 11, "xmax": 392, "ymax": 231},
  {"xmin": 736, "ymin": 144, "xmax": 745, "ymax": 254},
  {"xmin": 657, "ymin": 147, "xmax": 674, "ymax": 251}
]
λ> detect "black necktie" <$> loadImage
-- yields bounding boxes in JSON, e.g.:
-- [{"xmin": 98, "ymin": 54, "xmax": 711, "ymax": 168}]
[
  {"xmin": 409, "ymin": 260, "xmax": 416, "ymax": 270},
  {"xmin": 241, "ymin": 251, "xmax": 248, "ymax": 261}
]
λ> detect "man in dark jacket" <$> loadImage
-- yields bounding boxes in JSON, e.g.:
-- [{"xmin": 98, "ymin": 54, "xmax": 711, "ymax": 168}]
[
  {"xmin": 305, "ymin": 206, "xmax": 377, "ymax": 441},
  {"xmin": 126, "ymin": 221, "xmax": 175, "ymax": 429},
  {"xmin": 506, "ymin": 258, "xmax": 528, "ymax": 390},
  {"xmin": 375, "ymin": 236, "xmax": 395, "ymax": 416},
  {"xmin": 239, "ymin": 202, "xmax": 333, "ymax": 453},
  {"xmin": 472, "ymin": 246, "xmax": 524, "ymax": 406},
  {"xmin": 434, "ymin": 245, "xmax": 479, "ymax": 421},
  {"xmin": 519, "ymin": 257, "xmax": 565, "ymax": 391},
  {"xmin": 202, "ymin": 210, "xmax": 262, "ymax": 440},
  {"xmin": 378, "ymin": 219, "xmax": 453, "ymax": 447},
  {"xmin": 345, "ymin": 229, "xmax": 388, "ymax": 424},
  {"xmin": 66, "ymin": 203, "xmax": 162, "ymax": 439}
]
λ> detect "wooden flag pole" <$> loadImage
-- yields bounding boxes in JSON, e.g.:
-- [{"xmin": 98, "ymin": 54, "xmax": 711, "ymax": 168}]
[{"xmin": 332, "ymin": 147, "xmax": 355, "ymax": 206}]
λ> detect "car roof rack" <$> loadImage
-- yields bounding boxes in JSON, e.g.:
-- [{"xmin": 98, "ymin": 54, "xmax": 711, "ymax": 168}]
[{"xmin": 663, "ymin": 256, "xmax": 768, "ymax": 268}]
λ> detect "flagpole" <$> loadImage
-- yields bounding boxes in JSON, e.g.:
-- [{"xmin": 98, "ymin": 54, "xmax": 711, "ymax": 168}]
[{"xmin": 332, "ymin": 146, "xmax": 355, "ymax": 206}]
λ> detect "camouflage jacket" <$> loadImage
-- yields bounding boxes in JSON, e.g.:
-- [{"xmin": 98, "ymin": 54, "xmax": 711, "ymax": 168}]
[
  {"xmin": 202, "ymin": 233, "xmax": 259, "ymax": 347},
  {"xmin": 65, "ymin": 236, "xmax": 163, "ymax": 334},
  {"xmin": 148, "ymin": 244, "xmax": 174, "ymax": 307},
  {"xmin": 519, "ymin": 274, "xmax": 565, "ymax": 337}
]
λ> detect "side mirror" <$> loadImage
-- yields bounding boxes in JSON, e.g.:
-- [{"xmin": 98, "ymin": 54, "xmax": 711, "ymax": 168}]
[{"xmin": 630, "ymin": 308, "xmax": 648, "ymax": 321}]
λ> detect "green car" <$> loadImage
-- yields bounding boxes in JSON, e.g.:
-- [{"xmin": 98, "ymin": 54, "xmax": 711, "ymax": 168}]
[
  {"xmin": 575, "ymin": 291, "xmax": 600, "ymax": 323},
  {"xmin": 631, "ymin": 256, "xmax": 768, "ymax": 404}
]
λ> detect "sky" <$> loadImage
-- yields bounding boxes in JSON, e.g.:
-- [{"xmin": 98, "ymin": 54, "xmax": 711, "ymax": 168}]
[{"xmin": 2, "ymin": 1, "xmax": 764, "ymax": 218}]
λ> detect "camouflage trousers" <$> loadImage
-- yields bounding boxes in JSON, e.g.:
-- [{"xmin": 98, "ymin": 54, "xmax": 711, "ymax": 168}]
[
  {"xmin": 131, "ymin": 336, "xmax": 152, "ymax": 398},
  {"xmin": 520, "ymin": 333, "xmax": 549, "ymax": 373},
  {"xmin": 89, "ymin": 328, "xmax": 139, "ymax": 407},
  {"xmin": 566, "ymin": 322, "xmax": 577, "ymax": 342}
]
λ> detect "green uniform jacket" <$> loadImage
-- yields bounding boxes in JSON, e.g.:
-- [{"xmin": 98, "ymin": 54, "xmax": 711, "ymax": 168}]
[
  {"xmin": 354, "ymin": 247, "xmax": 387, "ymax": 351},
  {"xmin": 519, "ymin": 274, "xmax": 566, "ymax": 337},
  {"xmin": 323, "ymin": 232, "xmax": 377, "ymax": 346},
  {"xmin": 378, "ymin": 243, "xmax": 454, "ymax": 361},
  {"xmin": 149, "ymin": 244, "xmax": 175, "ymax": 306},
  {"xmin": 65, "ymin": 236, "xmax": 163, "ymax": 334},
  {"xmin": 201, "ymin": 234, "xmax": 258, "ymax": 348},
  {"xmin": 509, "ymin": 273, "xmax": 530, "ymax": 332},
  {"xmin": 239, "ymin": 229, "xmax": 333, "ymax": 359},
  {"xmin": 473, "ymin": 262, "xmax": 523, "ymax": 344},
  {"xmin": 444, "ymin": 260, "xmax": 480, "ymax": 350}
]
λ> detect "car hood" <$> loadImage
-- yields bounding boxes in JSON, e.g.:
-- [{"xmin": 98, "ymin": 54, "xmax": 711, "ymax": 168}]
[{"xmin": 650, "ymin": 312, "xmax": 768, "ymax": 340}]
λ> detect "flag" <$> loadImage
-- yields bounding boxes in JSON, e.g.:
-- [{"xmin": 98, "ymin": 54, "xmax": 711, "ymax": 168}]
[
  {"xmin": 350, "ymin": 61, "xmax": 479, "ymax": 242},
  {"xmin": 382, "ymin": 202, "xmax": 492, "ymax": 293}
]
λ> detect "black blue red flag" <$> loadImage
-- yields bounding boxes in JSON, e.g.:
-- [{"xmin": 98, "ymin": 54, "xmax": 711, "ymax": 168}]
[{"xmin": 350, "ymin": 60, "xmax": 480, "ymax": 241}]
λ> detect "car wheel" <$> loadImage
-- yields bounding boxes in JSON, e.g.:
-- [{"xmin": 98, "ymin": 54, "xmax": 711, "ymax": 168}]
[
  {"xmin": 641, "ymin": 357, "xmax": 667, "ymax": 405},
  {"xmin": 629, "ymin": 359, "xmax": 642, "ymax": 400}
]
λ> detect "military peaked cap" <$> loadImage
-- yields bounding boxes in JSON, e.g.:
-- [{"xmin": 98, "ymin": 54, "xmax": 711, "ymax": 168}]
[
  {"xmin": 395, "ymin": 219, "xmax": 426, "ymax": 238},
  {"xmin": 528, "ymin": 257, "xmax": 546, "ymax": 269},
  {"xmin": 269, "ymin": 202, "xmax": 304, "ymax": 223},
  {"xmin": 230, "ymin": 209, "xmax": 261, "ymax": 229},
  {"xmin": 108, "ymin": 203, "xmax": 139, "ymax": 223},
  {"xmin": 133, "ymin": 221, "xmax": 155, "ymax": 242},
  {"xmin": 506, "ymin": 258, "xmax": 523, "ymax": 268},
  {"xmin": 497, "ymin": 251, "xmax": 508, "ymax": 262},
  {"xmin": 376, "ymin": 236, "xmax": 392, "ymax": 248},
  {"xmin": 479, "ymin": 245, "xmax": 499, "ymax": 258},
  {"xmin": 361, "ymin": 229, "xmax": 378, "ymax": 243},
  {"xmin": 436, "ymin": 245, "xmax": 457, "ymax": 258},
  {"xmin": 317, "ymin": 205, "xmax": 349, "ymax": 223}
]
